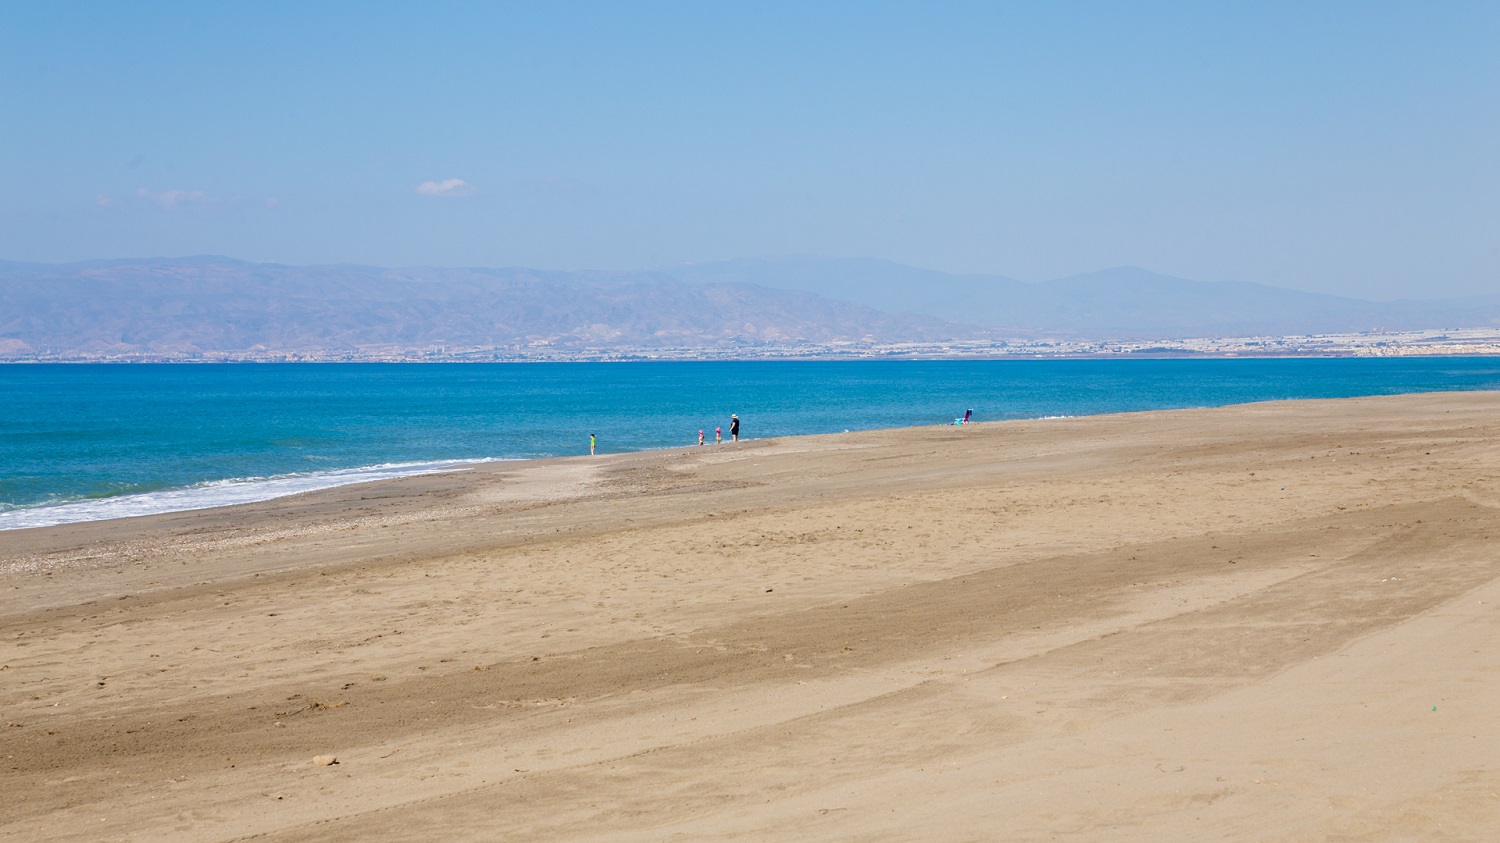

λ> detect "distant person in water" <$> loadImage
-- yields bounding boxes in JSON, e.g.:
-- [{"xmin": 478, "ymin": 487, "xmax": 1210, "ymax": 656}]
[
  {"xmin": 730, "ymin": 414, "xmax": 740, "ymax": 442},
  {"xmin": 590, "ymin": 433, "xmax": 596, "ymax": 456},
  {"xmin": 715, "ymin": 426, "xmax": 722, "ymax": 444},
  {"xmin": 698, "ymin": 429, "xmax": 705, "ymax": 446}
]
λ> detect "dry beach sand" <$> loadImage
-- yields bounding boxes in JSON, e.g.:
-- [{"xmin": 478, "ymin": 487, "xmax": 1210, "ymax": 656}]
[{"xmin": 3, "ymin": 391, "xmax": 1500, "ymax": 841}]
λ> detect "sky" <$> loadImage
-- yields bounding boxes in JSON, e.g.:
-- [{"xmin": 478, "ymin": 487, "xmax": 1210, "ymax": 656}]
[{"xmin": 1, "ymin": 1, "xmax": 1496, "ymax": 300}]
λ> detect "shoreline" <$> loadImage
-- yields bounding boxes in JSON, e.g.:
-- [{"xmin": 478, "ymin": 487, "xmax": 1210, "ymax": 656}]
[
  {"xmin": 7, "ymin": 358, "xmax": 1498, "ymax": 535},
  {"xmin": 0, "ymin": 388, "xmax": 1486, "ymax": 585},
  {"xmin": 5, "ymin": 390, "xmax": 1500, "ymax": 840},
  {"xmin": 1, "ymin": 370, "xmax": 1490, "ymax": 535},
  {"xmin": 0, "ymin": 457, "xmax": 510, "ymax": 532}
]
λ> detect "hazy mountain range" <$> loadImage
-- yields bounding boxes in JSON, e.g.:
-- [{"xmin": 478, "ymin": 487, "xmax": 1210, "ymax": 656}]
[
  {"xmin": 0, "ymin": 257, "xmax": 959, "ymax": 358},
  {"xmin": 1, "ymin": 255, "xmax": 1496, "ymax": 359},
  {"xmin": 671, "ymin": 257, "xmax": 1499, "ymax": 339}
]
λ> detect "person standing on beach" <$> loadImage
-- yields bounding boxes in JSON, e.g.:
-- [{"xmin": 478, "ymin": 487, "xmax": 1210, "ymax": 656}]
[
  {"xmin": 715, "ymin": 426, "xmax": 722, "ymax": 444},
  {"xmin": 730, "ymin": 414, "xmax": 740, "ymax": 442},
  {"xmin": 590, "ymin": 433, "xmax": 596, "ymax": 456},
  {"xmin": 698, "ymin": 429, "xmax": 705, "ymax": 446}
]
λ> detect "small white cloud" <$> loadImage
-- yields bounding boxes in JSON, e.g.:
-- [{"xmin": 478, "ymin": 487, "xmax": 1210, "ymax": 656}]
[
  {"xmin": 416, "ymin": 178, "xmax": 476, "ymax": 198},
  {"xmin": 137, "ymin": 187, "xmax": 210, "ymax": 209},
  {"xmin": 96, "ymin": 193, "xmax": 115, "ymax": 207},
  {"xmin": 264, "ymin": 196, "xmax": 282, "ymax": 209}
]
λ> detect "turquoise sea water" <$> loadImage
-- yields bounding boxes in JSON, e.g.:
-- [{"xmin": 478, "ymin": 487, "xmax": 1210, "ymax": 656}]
[{"xmin": 4, "ymin": 359, "xmax": 1499, "ymax": 529}]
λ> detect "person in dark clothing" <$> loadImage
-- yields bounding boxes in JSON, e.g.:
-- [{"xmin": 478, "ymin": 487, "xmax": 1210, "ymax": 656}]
[{"xmin": 729, "ymin": 414, "xmax": 740, "ymax": 442}]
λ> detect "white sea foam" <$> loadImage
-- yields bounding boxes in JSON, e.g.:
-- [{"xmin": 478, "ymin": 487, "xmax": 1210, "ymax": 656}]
[{"xmin": 0, "ymin": 459, "xmax": 502, "ymax": 531}]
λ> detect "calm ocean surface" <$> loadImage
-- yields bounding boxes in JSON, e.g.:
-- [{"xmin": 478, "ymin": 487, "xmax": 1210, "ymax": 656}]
[{"xmin": 4, "ymin": 359, "xmax": 1498, "ymax": 530}]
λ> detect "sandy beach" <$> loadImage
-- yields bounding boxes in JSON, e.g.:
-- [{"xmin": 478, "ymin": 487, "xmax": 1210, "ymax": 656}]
[{"xmin": 3, "ymin": 391, "xmax": 1499, "ymax": 841}]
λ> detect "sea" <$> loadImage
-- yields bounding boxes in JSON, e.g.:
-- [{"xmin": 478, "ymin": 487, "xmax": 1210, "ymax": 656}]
[{"xmin": 3, "ymin": 358, "xmax": 1498, "ymax": 531}]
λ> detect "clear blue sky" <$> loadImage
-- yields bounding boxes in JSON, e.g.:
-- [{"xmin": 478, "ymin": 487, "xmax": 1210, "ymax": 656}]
[{"xmin": 2, "ymin": 1, "xmax": 1496, "ymax": 299}]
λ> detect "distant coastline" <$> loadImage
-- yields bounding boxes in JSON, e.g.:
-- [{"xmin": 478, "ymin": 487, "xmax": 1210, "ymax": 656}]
[
  {"xmin": 5, "ymin": 326, "xmax": 1498, "ymax": 363},
  {"xmin": 7, "ymin": 256, "xmax": 1500, "ymax": 363}
]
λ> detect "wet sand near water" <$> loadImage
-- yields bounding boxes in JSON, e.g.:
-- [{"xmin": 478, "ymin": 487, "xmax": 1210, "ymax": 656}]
[{"xmin": 3, "ymin": 391, "xmax": 1500, "ymax": 841}]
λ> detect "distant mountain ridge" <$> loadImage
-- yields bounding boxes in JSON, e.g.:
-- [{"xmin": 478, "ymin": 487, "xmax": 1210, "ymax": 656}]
[
  {"xmin": 0, "ymin": 256, "xmax": 968, "ymax": 358},
  {"xmin": 1, "ymin": 255, "xmax": 1496, "ymax": 359},
  {"xmin": 667, "ymin": 257, "xmax": 1498, "ymax": 338}
]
